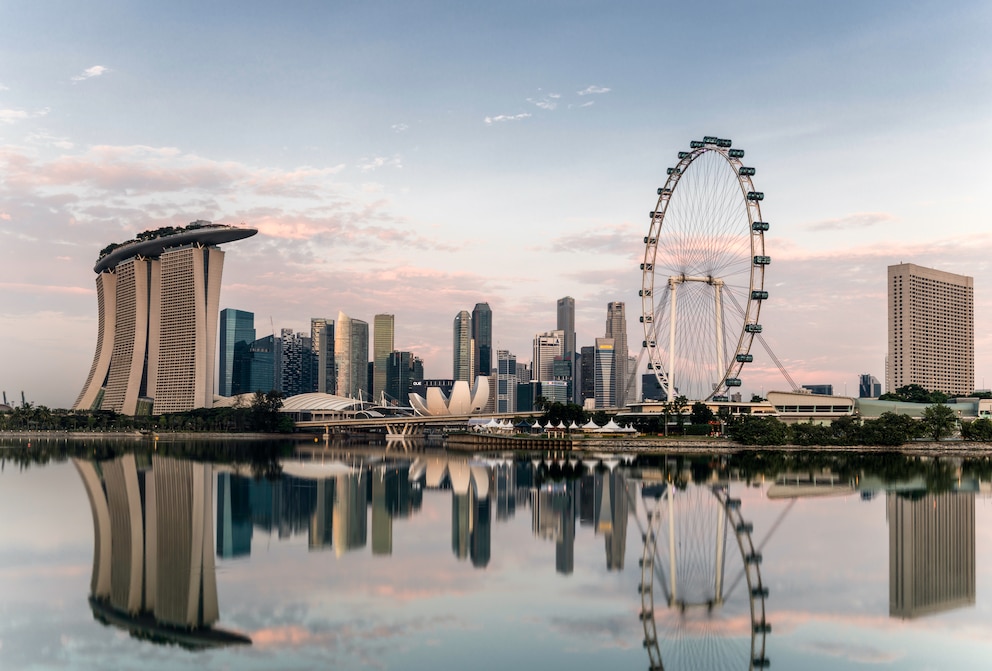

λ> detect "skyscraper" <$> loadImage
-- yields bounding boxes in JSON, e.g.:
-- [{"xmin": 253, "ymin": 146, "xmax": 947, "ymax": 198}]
[
  {"xmin": 496, "ymin": 350, "xmax": 518, "ymax": 413},
  {"xmin": 453, "ymin": 310, "xmax": 473, "ymax": 382},
  {"xmin": 556, "ymin": 297, "xmax": 576, "ymax": 360},
  {"xmin": 219, "ymin": 309, "xmax": 255, "ymax": 397},
  {"xmin": 280, "ymin": 329, "xmax": 313, "ymax": 397},
  {"xmin": 887, "ymin": 263, "xmax": 974, "ymax": 395},
  {"xmin": 860, "ymin": 373, "xmax": 882, "ymax": 399},
  {"xmin": 74, "ymin": 222, "xmax": 257, "ymax": 415},
  {"xmin": 605, "ymin": 302, "xmax": 629, "ymax": 407},
  {"xmin": 594, "ymin": 338, "xmax": 616, "ymax": 408},
  {"xmin": 472, "ymin": 303, "xmax": 493, "ymax": 377},
  {"xmin": 373, "ymin": 314, "xmax": 395, "ymax": 401},
  {"xmin": 579, "ymin": 345, "xmax": 595, "ymax": 404},
  {"xmin": 557, "ymin": 297, "xmax": 576, "ymax": 402},
  {"xmin": 386, "ymin": 350, "xmax": 422, "ymax": 404},
  {"xmin": 310, "ymin": 317, "xmax": 335, "ymax": 394},
  {"xmin": 533, "ymin": 330, "xmax": 564, "ymax": 383},
  {"xmin": 335, "ymin": 311, "xmax": 369, "ymax": 400}
]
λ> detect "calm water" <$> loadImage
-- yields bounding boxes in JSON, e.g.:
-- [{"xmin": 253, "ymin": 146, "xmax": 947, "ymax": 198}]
[{"xmin": 2, "ymin": 437, "xmax": 992, "ymax": 670}]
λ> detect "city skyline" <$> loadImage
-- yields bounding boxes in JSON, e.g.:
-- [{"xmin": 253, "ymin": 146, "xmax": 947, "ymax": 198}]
[{"xmin": 2, "ymin": 1, "xmax": 991, "ymax": 408}]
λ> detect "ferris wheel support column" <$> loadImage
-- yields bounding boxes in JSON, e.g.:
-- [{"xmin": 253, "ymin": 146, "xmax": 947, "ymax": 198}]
[
  {"xmin": 714, "ymin": 495, "xmax": 726, "ymax": 603},
  {"xmin": 667, "ymin": 278, "xmax": 679, "ymax": 403},
  {"xmin": 668, "ymin": 488, "xmax": 678, "ymax": 604},
  {"xmin": 713, "ymin": 279, "xmax": 725, "ymax": 395}
]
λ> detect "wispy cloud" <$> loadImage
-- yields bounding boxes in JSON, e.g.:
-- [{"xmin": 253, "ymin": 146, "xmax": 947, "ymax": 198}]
[
  {"xmin": 0, "ymin": 82, "xmax": 9, "ymax": 91},
  {"xmin": 391, "ymin": 123, "xmax": 409, "ymax": 133},
  {"xmin": 71, "ymin": 65, "xmax": 108, "ymax": 82},
  {"xmin": 0, "ymin": 109, "xmax": 29, "ymax": 124},
  {"xmin": 527, "ymin": 92, "xmax": 561, "ymax": 110},
  {"xmin": 577, "ymin": 85, "xmax": 610, "ymax": 95},
  {"xmin": 484, "ymin": 113, "xmax": 531, "ymax": 125},
  {"xmin": 805, "ymin": 212, "xmax": 896, "ymax": 231},
  {"xmin": 359, "ymin": 155, "xmax": 403, "ymax": 172}
]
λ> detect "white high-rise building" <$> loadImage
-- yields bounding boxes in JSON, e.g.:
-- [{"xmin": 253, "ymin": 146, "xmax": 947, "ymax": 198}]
[
  {"xmin": 887, "ymin": 263, "xmax": 974, "ymax": 395},
  {"xmin": 335, "ymin": 311, "xmax": 369, "ymax": 400},
  {"xmin": 533, "ymin": 330, "xmax": 564, "ymax": 383},
  {"xmin": 74, "ymin": 222, "xmax": 257, "ymax": 415},
  {"xmin": 496, "ymin": 350, "xmax": 518, "ymax": 413}
]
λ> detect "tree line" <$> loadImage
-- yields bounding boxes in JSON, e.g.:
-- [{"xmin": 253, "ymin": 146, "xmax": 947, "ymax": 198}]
[{"xmin": 0, "ymin": 391, "xmax": 294, "ymax": 434}]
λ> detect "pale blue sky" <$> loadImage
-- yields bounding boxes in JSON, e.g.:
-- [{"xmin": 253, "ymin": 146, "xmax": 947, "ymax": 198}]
[{"xmin": 1, "ymin": 0, "xmax": 990, "ymax": 406}]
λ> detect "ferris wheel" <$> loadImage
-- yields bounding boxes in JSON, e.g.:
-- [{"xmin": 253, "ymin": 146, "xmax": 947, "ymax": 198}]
[
  {"xmin": 639, "ymin": 483, "xmax": 770, "ymax": 671},
  {"xmin": 640, "ymin": 136, "xmax": 769, "ymax": 402}
]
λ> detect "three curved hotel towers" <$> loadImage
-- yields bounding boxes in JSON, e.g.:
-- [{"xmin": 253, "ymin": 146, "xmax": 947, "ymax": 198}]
[{"xmin": 74, "ymin": 223, "xmax": 257, "ymax": 415}]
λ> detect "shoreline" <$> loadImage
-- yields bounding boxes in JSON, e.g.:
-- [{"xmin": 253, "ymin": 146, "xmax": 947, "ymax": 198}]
[{"xmin": 4, "ymin": 431, "xmax": 992, "ymax": 457}]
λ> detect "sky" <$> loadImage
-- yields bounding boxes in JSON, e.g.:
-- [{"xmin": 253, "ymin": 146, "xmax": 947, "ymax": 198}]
[{"xmin": 1, "ymin": 0, "xmax": 990, "ymax": 408}]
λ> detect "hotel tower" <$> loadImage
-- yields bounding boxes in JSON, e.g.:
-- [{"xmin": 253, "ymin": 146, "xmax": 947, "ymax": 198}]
[
  {"xmin": 74, "ymin": 222, "xmax": 257, "ymax": 415},
  {"xmin": 886, "ymin": 263, "xmax": 973, "ymax": 396}
]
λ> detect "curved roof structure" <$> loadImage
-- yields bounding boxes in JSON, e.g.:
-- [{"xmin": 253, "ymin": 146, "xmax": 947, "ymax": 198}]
[
  {"xmin": 279, "ymin": 392, "xmax": 368, "ymax": 412},
  {"xmin": 94, "ymin": 224, "xmax": 257, "ymax": 273}
]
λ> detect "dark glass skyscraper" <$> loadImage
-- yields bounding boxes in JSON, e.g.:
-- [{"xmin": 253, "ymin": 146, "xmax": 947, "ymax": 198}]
[
  {"xmin": 219, "ymin": 309, "xmax": 255, "ymax": 397},
  {"xmin": 472, "ymin": 303, "xmax": 492, "ymax": 377}
]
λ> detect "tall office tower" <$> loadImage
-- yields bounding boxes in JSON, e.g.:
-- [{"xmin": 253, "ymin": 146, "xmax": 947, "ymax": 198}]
[
  {"xmin": 335, "ymin": 312, "xmax": 369, "ymax": 400},
  {"xmin": 556, "ymin": 296, "xmax": 576, "ymax": 360},
  {"xmin": 219, "ymin": 309, "xmax": 255, "ymax": 397},
  {"xmin": 887, "ymin": 263, "xmax": 974, "ymax": 395},
  {"xmin": 496, "ymin": 350, "xmax": 518, "ymax": 413},
  {"xmin": 579, "ymin": 345, "xmax": 595, "ymax": 403},
  {"xmin": 386, "ymin": 350, "xmax": 421, "ymax": 404},
  {"xmin": 311, "ymin": 318, "xmax": 335, "ymax": 394},
  {"xmin": 74, "ymin": 222, "xmax": 257, "ymax": 415},
  {"xmin": 557, "ymin": 297, "xmax": 576, "ymax": 401},
  {"xmin": 453, "ymin": 310, "xmax": 473, "ymax": 382},
  {"xmin": 594, "ymin": 338, "xmax": 616, "ymax": 408},
  {"xmin": 888, "ymin": 491, "xmax": 975, "ymax": 618},
  {"xmin": 280, "ymin": 329, "xmax": 313, "ymax": 397},
  {"xmin": 533, "ymin": 330, "xmax": 565, "ymax": 382},
  {"xmin": 472, "ymin": 303, "xmax": 493, "ymax": 376},
  {"xmin": 859, "ymin": 373, "xmax": 882, "ymax": 398},
  {"xmin": 373, "ymin": 314, "xmax": 395, "ymax": 400},
  {"xmin": 247, "ymin": 334, "xmax": 280, "ymax": 393},
  {"xmin": 605, "ymin": 302, "xmax": 629, "ymax": 407}
]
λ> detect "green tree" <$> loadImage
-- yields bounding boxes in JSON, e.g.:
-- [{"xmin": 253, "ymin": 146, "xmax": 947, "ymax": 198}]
[
  {"xmin": 727, "ymin": 415, "xmax": 788, "ymax": 446},
  {"xmin": 672, "ymin": 395, "xmax": 689, "ymax": 431},
  {"xmin": 961, "ymin": 417, "xmax": 992, "ymax": 441},
  {"xmin": 249, "ymin": 390, "xmax": 287, "ymax": 432},
  {"xmin": 690, "ymin": 402, "xmax": 715, "ymax": 426},
  {"xmin": 789, "ymin": 422, "xmax": 834, "ymax": 446},
  {"xmin": 861, "ymin": 412, "xmax": 919, "ymax": 446},
  {"xmin": 750, "ymin": 394, "xmax": 765, "ymax": 403},
  {"xmin": 921, "ymin": 403, "xmax": 957, "ymax": 441},
  {"xmin": 829, "ymin": 416, "xmax": 863, "ymax": 445}
]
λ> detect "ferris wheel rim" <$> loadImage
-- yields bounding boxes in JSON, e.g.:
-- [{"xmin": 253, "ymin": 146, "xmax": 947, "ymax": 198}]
[{"xmin": 640, "ymin": 137, "xmax": 767, "ymax": 402}]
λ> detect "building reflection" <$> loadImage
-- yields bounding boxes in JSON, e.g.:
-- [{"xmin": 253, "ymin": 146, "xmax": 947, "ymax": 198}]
[
  {"xmin": 117, "ymin": 452, "xmax": 646, "ymax": 582},
  {"xmin": 217, "ymin": 462, "xmax": 422, "ymax": 559},
  {"xmin": 888, "ymin": 491, "xmax": 976, "ymax": 619},
  {"xmin": 530, "ymin": 481, "xmax": 576, "ymax": 574},
  {"xmin": 73, "ymin": 455, "xmax": 250, "ymax": 649}
]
